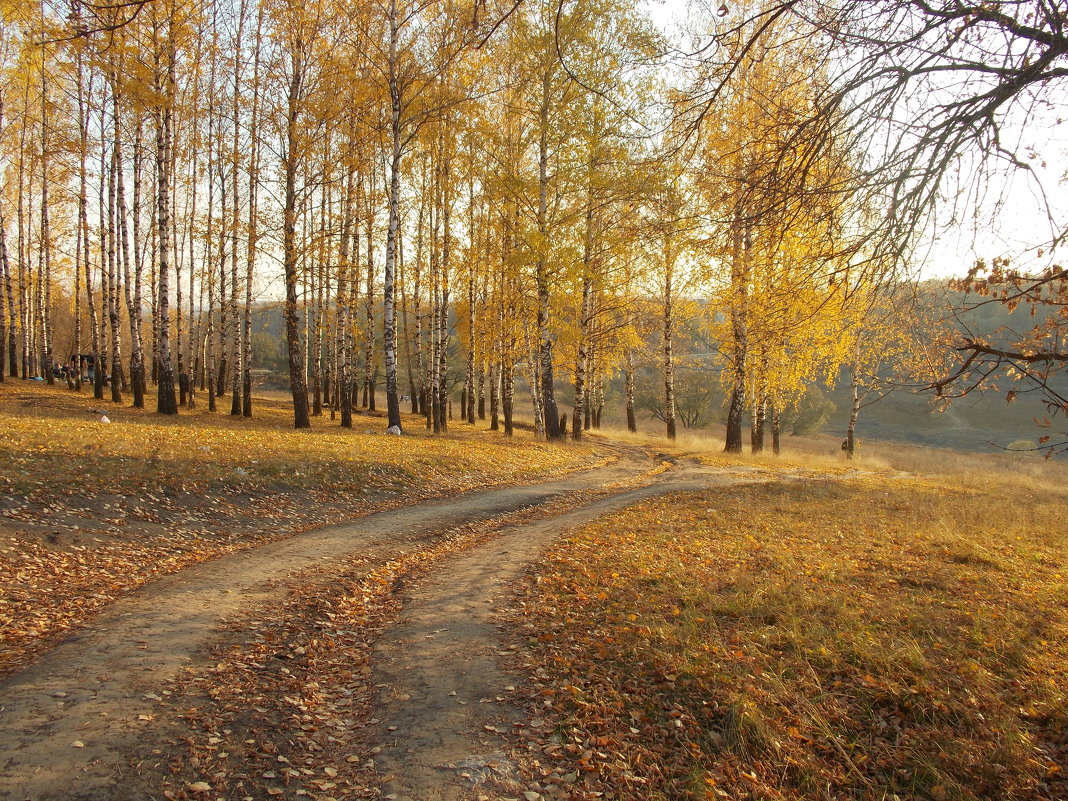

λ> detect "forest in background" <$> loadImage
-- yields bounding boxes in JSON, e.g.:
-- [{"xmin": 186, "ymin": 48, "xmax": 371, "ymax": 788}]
[{"xmin": 1, "ymin": 0, "xmax": 1066, "ymax": 456}]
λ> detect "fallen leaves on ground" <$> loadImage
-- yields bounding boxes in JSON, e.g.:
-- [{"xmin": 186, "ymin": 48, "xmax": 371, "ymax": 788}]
[
  {"xmin": 0, "ymin": 383, "xmax": 600, "ymax": 677},
  {"xmin": 499, "ymin": 475, "xmax": 1068, "ymax": 801},
  {"xmin": 137, "ymin": 488, "xmax": 616, "ymax": 801}
]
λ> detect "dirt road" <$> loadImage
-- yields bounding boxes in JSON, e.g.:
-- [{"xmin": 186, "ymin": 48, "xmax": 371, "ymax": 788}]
[
  {"xmin": 371, "ymin": 457, "xmax": 765, "ymax": 801},
  {"xmin": 0, "ymin": 446, "xmax": 764, "ymax": 801}
]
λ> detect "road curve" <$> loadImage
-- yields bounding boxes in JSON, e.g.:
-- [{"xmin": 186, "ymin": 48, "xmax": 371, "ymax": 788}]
[{"xmin": 0, "ymin": 443, "xmax": 661, "ymax": 801}]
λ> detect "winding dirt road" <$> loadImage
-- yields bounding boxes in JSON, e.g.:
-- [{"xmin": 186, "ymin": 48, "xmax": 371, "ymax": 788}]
[
  {"xmin": 371, "ymin": 457, "xmax": 766, "ymax": 801},
  {"xmin": 0, "ymin": 444, "xmax": 766, "ymax": 801}
]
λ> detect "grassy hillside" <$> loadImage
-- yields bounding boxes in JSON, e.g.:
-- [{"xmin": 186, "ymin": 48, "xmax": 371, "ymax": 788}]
[{"xmin": 823, "ymin": 382, "xmax": 1065, "ymax": 455}]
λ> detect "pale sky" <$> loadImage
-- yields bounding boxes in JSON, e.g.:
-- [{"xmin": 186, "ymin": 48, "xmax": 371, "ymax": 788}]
[{"xmin": 640, "ymin": 0, "xmax": 1068, "ymax": 280}]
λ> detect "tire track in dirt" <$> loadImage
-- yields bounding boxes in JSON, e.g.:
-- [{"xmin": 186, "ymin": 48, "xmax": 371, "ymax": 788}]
[
  {"xmin": 369, "ymin": 459, "xmax": 772, "ymax": 801},
  {"xmin": 0, "ymin": 444, "xmax": 655, "ymax": 801}
]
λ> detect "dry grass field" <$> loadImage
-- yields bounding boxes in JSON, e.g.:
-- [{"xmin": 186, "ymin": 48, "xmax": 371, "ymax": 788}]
[{"xmin": 505, "ymin": 446, "xmax": 1068, "ymax": 801}]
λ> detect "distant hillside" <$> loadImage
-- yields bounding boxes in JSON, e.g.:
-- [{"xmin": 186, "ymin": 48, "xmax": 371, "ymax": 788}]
[
  {"xmin": 823, "ymin": 382, "xmax": 1063, "ymax": 455},
  {"xmin": 246, "ymin": 282, "xmax": 1067, "ymax": 455}
]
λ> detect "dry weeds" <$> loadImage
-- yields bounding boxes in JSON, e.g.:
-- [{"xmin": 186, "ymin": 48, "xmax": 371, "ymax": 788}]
[{"xmin": 503, "ymin": 468, "xmax": 1068, "ymax": 800}]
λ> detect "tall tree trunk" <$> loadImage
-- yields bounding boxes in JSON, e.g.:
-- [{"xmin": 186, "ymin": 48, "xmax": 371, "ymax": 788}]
[
  {"xmin": 148, "ymin": 195, "xmax": 158, "ymax": 390},
  {"xmin": 846, "ymin": 371, "xmax": 861, "ymax": 460},
  {"xmin": 282, "ymin": 40, "xmax": 310, "ymax": 429},
  {"xmin": 3, "ymin": 209, "xmax": 15, "ymax": 379},
  {"xmin": 179, "ymin": 109, "xmax": 196, "ymax": 409},
  {"xmin": 80, "ymin": 126, "xmax": 100, "ymax": 397},
  {"xmin": 338, "ymin": 161, "xmax": 355, "ymax": 428},
  {"xmin": 502, "ymin": 358, "xmax": 514, "ymax": 437},
  {"xmin": 0, "ymin": 210, "xmax": 11, "ymax": 385},
  {"xmin": 751, "ymin": 391, "xmax": 766, "ymax": 453},
  {"xmin": 751, "ymin": 362, "xmax": 767, "ymax": 453},
  {"xmin": 205, "ymin": 41, "xmax": 217, "ymax": 412},
  {"xmin": 175, "ymin": 159, "xmax": 184, "ymax": 406},
  {"xmin": 488, "ymin": 359, "xmax": 499, "ymax": 431},
  {"xmin": 496, "ymin": 202, "xmax": 513, "ymax": 436},
  {"xmin": 572, "ymin": 163, "xmax": 596, "ymax": 442},
  {"xmin": 427, "ymin": 149, "xmax": 442, "ymax": 432},
  {"xmin": 242, "ymin": 174, "xmax": 258, "ymax": 418},
  {"xmin": 363, "ymin": 205, "xmax": 376, "ymax": 411},
  {"xmin": 572, "ymin": 271, "xmax": 591, "ymax": 441},
  {"xmin": 465, "ymin": 274, "xmax": 476, "ymax": 425},
  {"xmin": 593, "ymin": 355, "xmax": 604, "ymax": 428},
  {"xmin": 527, "ymin": 327, "xmax": 544, "ymax": 438},
  {"xmin": 724, "ymin": 221, "xmax": 748, "ymax": 453},
  {"xmin": 435, "ymin": 138, "xmax": 452, "ymax": 434},
  {"xmin": 95, "ymin": 108, "xmax": 110, "ymax": 400},
  {"xmin": 624, "ymin": 348, "xmax": 637, "ymax": 432},
  {"xmin": 107, "ymin": 113, "xmax": 123, "ymax": 404},
  {"xmin": 193, "ymin": 236, "xmax": 205, "ymax": 398},
  {"xmin": 347, "ymin": 212, "xmax": 360, "ymax": 421},
  {"xmin": 205, "ymin": 232, "xmax": 217, "ymax": 410},
  {"xmin": 412, "ymin": 173, "xmax": 426, "ymax": 416},
  {"xmin": 536, "ymin": 69, "xmax": 561, "ymax": 440},
  {"xmin": 16, "ymin": 86, "xmax": 29, "ymax": 381},
  {"xmin": 131, "ymin": 118, "xmax": 148, "ymax": 405},
  {"xmin": 464, "ymin": 177, "xmax": 477, "ymax": 426},
  {"xmin": 425, "ymin": 265, "xmax": 436, "ymax": 431},
  {"xmin": 243, "ymin": 2, "xmax": 263, "ymax": 419},
  {"xmin": 310, "ymin": 181, "xmax": 325, "ymax": 417},
  {"xmin": 0, "ymin": 216, "xmax": 6, "ymax": 384},
  {"xmin": 400, "ymin": 208, "xmax": 418, "ymax": 419},
  {"xmin": 216, "ymin": 178, "xmax": 229, "ymax": 401},
  {"xmin": 477, "ymin": 361, "xmax": 486, "ymax": 420},
  {"xmin": 30, "ymin": 214, "xmax": 40, "ymax": 379},
  {"xmin": 230, "ymin": 0, "xmax": 246, "ymax": 417},
  {"xmin": 0, "ymin": 92, "xmax": 10, "ymax": 384},
  {"xmin": 229, "ymin": 181, "xmax": 241, "ymax": 418},
  {"xmin": 155, "ymin": 20, "xmax": 178, "ymax": 416},
  {"xmin": 382, "ymin": 0, "xmax": 403, "ymax": 431},
  {"xmin": 115, "ymin": 90, "xmax": 145, "ymax": 409},
  {"xmin": 39, "ymin": 59, "xmax": 54, "ymax": 385},
  {"xmin": 663, "ymin": 234, "xmax": 677, "ymax": 440},
  {"xmin": 771, "ymin": 403, "xmax": 781, "ymax": 455}
]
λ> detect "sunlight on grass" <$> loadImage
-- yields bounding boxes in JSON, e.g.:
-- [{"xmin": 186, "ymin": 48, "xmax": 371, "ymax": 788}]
[
  {"xmin": 597, "ymin": 421, "xmax": 1067, "ymax": 492},
  {"xmin": 0, "ymin": 382, "xmax": 596, "ymax": 498},
  {"xmin": 509, "ymin": 474, "xmax": 1068, "ymax": 800}
]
